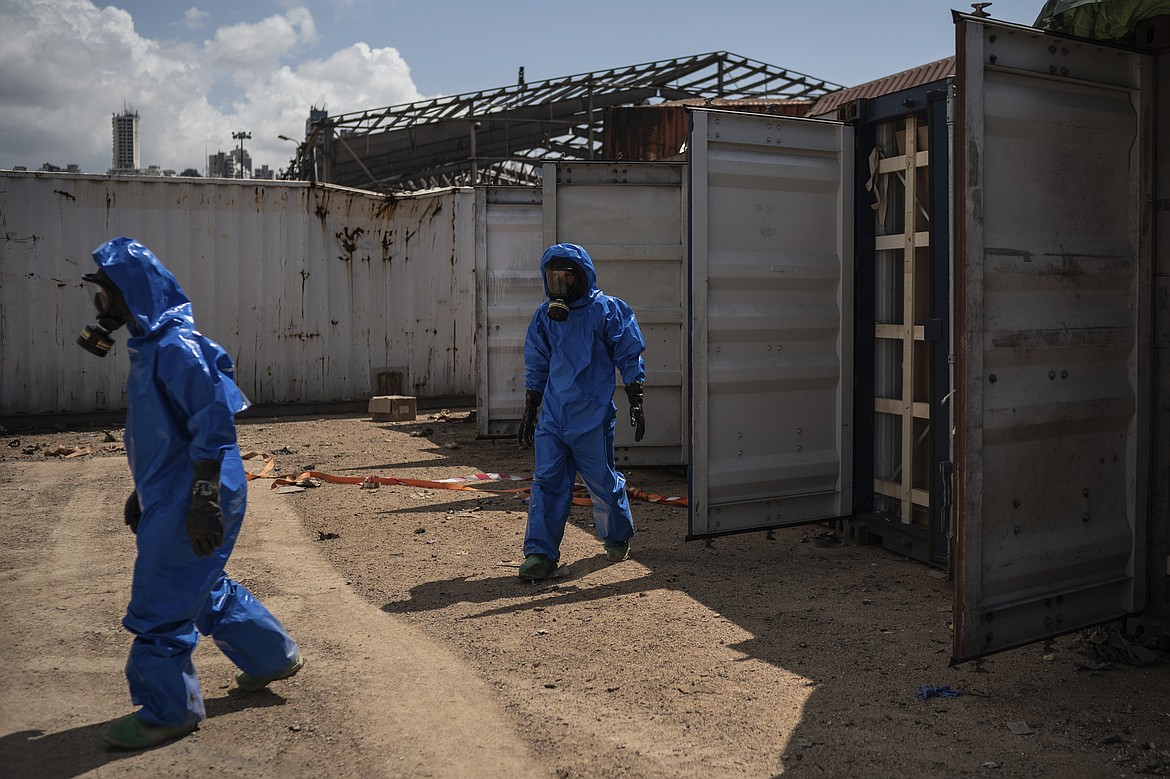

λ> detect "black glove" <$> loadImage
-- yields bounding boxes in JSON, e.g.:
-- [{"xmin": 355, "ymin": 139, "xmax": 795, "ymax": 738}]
[
  {"xmin": 625, "ymin": 382, "xmax": 646, "ymax": 443},
  {"xmin": 123, "ymin": 490, "xmax": 141, "ymax": 534},
  {"xmin": 518, "ymin": 389, "xmax": 542, "ymax": 448},
  {"xmin": 187, "ymin": 460, "xmax": 224, "ymax": 557}
]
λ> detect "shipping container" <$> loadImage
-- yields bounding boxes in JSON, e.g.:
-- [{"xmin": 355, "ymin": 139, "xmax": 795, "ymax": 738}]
[
  {"xmin": 683, "ymin": 13, "xmax": 1167, "ymax": 662},
  {"xmin": 475, "ymin": 163, "xmax": 688, "ymax": 467},
  {"xmin": 0, "ymin": 175, "xmax": 476, "ymax": 416}
]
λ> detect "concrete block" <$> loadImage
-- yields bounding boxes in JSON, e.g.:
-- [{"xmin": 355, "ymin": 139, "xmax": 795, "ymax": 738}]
[{"xmin": 369, "ymin": 395, "xmax": 416, "ymax": 422}]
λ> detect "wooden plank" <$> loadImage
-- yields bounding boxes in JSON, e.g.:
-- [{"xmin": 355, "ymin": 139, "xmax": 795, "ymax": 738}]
[
  {"xmin": 873, "ymin": 478, "xmax": 931, "ymax": 508},
  {"xmin": 900, "ymin": 115, "xmax": 918, "ymax": 518},
  {"xmin": 876, "ymin": 231, "xmax": 930, "ymax": 252},
  {"xmin": 873, "ymin": 398, "xmax": 930, "ymax": 419},
  {"xmin": 876, "ymin": 150, "xmax": 929, "ymax": 175}
]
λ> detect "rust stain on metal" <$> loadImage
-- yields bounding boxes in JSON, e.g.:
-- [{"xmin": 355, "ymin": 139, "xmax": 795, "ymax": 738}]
[
  {"xmin": 336, "ymin": 226, "xmax": 365, "ymax": 262},
  {"xmin": 300, "ymin": 269, "xmax": 310, "ymax": 319},
  {"xmin": 381, "ymin": 231, "xmax": 394, "ymax": 263},
  {"xmin": 604, "ymin": 99, "xmax": 812, "ymax": 161},
  {"xmin": 374, "ymin": 196, "xmax": 399, "ymax": 219}
]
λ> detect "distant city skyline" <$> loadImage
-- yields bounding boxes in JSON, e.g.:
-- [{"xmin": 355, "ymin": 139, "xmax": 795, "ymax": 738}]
[{"xmin": 25, "ymin": 107, "xmax": 285, "ymax": 179}]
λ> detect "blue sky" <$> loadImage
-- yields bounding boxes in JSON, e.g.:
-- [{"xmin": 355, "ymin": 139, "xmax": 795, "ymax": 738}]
[{"xmin": 0, "ymin": 0, "xmax": 1048, "ymax": 175}]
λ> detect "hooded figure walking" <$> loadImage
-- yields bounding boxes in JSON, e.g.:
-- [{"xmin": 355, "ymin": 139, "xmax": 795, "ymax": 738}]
[
  {"xmin": 78, "ymin": 237, "xmax": 303, "ymax": 749},
  {"xmin": 517, "ymin": 242, "xmax": 647, "ymax": 580}
]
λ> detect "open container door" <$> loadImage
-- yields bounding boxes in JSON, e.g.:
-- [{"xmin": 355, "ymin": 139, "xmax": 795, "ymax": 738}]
[
  {"xmin": 954, "ymin": 14, "xmax": 1153, "ymax": 662},
  {"xmin": 688, "ymin": 108, "xmax": 853, "ymax": 538}
]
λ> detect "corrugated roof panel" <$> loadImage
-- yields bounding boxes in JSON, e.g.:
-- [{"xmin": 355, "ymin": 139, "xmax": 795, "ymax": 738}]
[{"xmin": 808, "ymin": 57, "xmax": 956, "ymax": 118}]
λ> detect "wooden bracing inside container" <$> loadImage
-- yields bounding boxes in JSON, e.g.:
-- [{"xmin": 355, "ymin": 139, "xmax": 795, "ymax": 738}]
[{"xmin": 872, "ymin": 115, "xmax": 932, "ymax": 526}]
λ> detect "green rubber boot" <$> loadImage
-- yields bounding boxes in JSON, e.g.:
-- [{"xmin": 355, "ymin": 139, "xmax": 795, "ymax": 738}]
[
  {"xmin": 103, "ymin": 713, "xmax": 197, "ymax": 749},
  {"xmin": 604, "ymin": 541, "xmax": 629, "ymax": 562},
  {"xmin": 518, "ymin": 553, "xmax": 556, "ymax": 581},
  {"xmin": 236, "ymin": 653, "xmax": 305, "ymax": 693}
]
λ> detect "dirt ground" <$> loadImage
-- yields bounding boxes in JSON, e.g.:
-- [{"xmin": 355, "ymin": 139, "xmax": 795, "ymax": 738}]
[{"xmin": 1, "ymin": 409, "xmax": 1168, "ymax": 778}]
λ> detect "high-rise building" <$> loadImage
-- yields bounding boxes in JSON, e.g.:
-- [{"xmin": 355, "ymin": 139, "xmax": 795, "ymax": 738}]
[
  {"xmin": 305, "ymin": 107, "xmax": 328, "ymax": 138},
  {"xmin": 111, "ymin": 109, "xmax": 140, "ymax": 172},
  {"xmin": 207, "ymin": 151, "xmax": 234, "ymax": 178},
  {"xmin": 229, "ymin": 147, "xmax": 252, "ymax": 178}
]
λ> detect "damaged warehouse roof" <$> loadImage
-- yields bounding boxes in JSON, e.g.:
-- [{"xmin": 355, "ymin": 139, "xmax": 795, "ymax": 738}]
[{"xmin": 283, "ymin": 51, "xmax": 844, "ymax": 193}]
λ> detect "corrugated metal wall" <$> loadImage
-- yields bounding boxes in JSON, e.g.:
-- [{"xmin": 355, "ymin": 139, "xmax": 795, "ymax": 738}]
[
  {"xmin": 0, "ymin": 173, "xmax": 475, "ymax": 416},
  {"xmin": 544, "ymin": 162, "xmax": 688, "ymax": 466},
  {"xmin": 475, "ymin": 187, "xmax": 545, "ymax": 435}
]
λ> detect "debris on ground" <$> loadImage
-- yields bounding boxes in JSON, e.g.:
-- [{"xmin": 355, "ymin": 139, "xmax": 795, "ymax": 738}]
[
  {"xmin": 1072, "ymin": 624, "xmax": 1162, "ymax": 667},
  {"xmin": 45, "ymin": 445, "xmax": 94, "ymax": 458},
  {"xmin": 917, "ymin": 685, "xmax": 963, "ymax": 701}
]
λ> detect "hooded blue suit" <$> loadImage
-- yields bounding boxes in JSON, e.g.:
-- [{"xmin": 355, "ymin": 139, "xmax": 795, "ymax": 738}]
[
  {"xmin": 523, "ymin": 243, "xmax": 646, "ymax": 561},
  {"xmin": 91, "ymin": 237, "xmax": 298, "ymax": 729}
]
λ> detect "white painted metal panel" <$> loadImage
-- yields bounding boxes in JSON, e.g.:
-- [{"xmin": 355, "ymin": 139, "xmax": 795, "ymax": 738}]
[
  {"xmin": 954, "ymin": 18, "xmax": 1152, "ymax": 661},
  {"xmin": 688, "ymin": 109, "xmax": 853, "ymax": 538},
  {"xmin": 0, "ymin": 173, "xmax": 475, "ymax": 416},
  {"xmin": 545, "ymin": 162, "xmax": 687, "ymax": 466},
  {"xmin": 475, "ymin": 187, "xmax": 544, "ymax": 436}
]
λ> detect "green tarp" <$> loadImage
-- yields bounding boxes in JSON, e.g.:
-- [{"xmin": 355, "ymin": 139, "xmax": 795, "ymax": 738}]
[{"xmin": 1035, "ymin": 0, "xmax": 1170, "ymax": 43}]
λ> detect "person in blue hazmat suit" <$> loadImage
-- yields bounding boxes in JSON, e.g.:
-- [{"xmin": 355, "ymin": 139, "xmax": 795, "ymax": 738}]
[
  {"xmin": 77, "ymin": 237, "xmax": 303, "ymax": 749},
  {"xmin": 516, "ymin": 242, "xmax": 647, "ymax": 581}
]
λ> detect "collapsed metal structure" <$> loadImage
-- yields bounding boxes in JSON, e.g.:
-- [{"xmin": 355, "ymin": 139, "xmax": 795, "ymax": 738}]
[{"xmin": 281, "ymin": 51, "xmax": 843, "ymax": 192}]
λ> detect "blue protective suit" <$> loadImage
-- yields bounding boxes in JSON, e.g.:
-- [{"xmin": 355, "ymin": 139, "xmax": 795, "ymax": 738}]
[
  {"xmin": 91, "ymin": 237, "xmax": 298, "ymax": 728},
  {"xmin": 523, "ymin": 243, "xmax": 646, "ymax": 561}
]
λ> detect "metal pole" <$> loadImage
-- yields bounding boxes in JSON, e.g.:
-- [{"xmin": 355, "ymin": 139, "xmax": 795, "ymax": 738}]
[
  {"xmin": 469, "ymin": 121, "xmax": 479, "ymax": 185},
  {"xmin": 587, "ymin": 77, "xmax": 594, "ymax": 160},
  {"xmin": 231, "ymin": 131, "xmax": 251, "ymax": 179}
]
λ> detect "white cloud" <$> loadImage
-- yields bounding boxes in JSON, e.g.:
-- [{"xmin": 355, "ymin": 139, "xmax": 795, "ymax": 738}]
[
  {"xmin": 183, "ymin": 7, "xmax": 209, "ymax": 29},
  {"xmin": 204, "ymin": 7, "xmax": 316, "ymax": 75},
  {"xmin": 0, "ymin": 1, "xmax": 423, "ymax": 175}
]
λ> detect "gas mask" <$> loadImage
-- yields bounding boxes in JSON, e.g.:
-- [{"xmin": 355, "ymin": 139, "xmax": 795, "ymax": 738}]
[
  {"xmin": 544, "ymin": 261, "xmax": 584, "ymax": 322},
  {"xmin": 77, "ymin": 272, "xmax": 131, "ymax": 357}
]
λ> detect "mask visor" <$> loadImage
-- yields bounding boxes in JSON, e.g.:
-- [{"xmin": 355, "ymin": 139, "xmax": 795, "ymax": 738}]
[{"xmin": 545, "ymin": 267, "xmax": 578, "ymax": 298}]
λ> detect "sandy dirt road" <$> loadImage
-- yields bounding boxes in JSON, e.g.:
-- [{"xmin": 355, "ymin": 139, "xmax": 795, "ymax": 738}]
[
  {"xmin": 1, "ymin": 414, "xmax": 1169, "ymax": 778},
  {"xmin": 0, "ymin": 455, "xmax": 542, "ymax": 778}
]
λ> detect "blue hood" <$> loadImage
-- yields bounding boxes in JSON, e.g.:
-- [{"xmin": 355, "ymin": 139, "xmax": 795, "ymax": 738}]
[
  {"xmin": 540, "ymin": 242, "xmax": 599, "ymax": 303},
  {"xmin": 90, "ymin": 237, "xmax": 195, "ymax": 337}
]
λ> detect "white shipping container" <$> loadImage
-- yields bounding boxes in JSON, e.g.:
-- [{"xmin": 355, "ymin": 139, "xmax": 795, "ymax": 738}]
[{"xmin": 0, "ymin": 174, "xmax": 476, "ymax": 416}]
